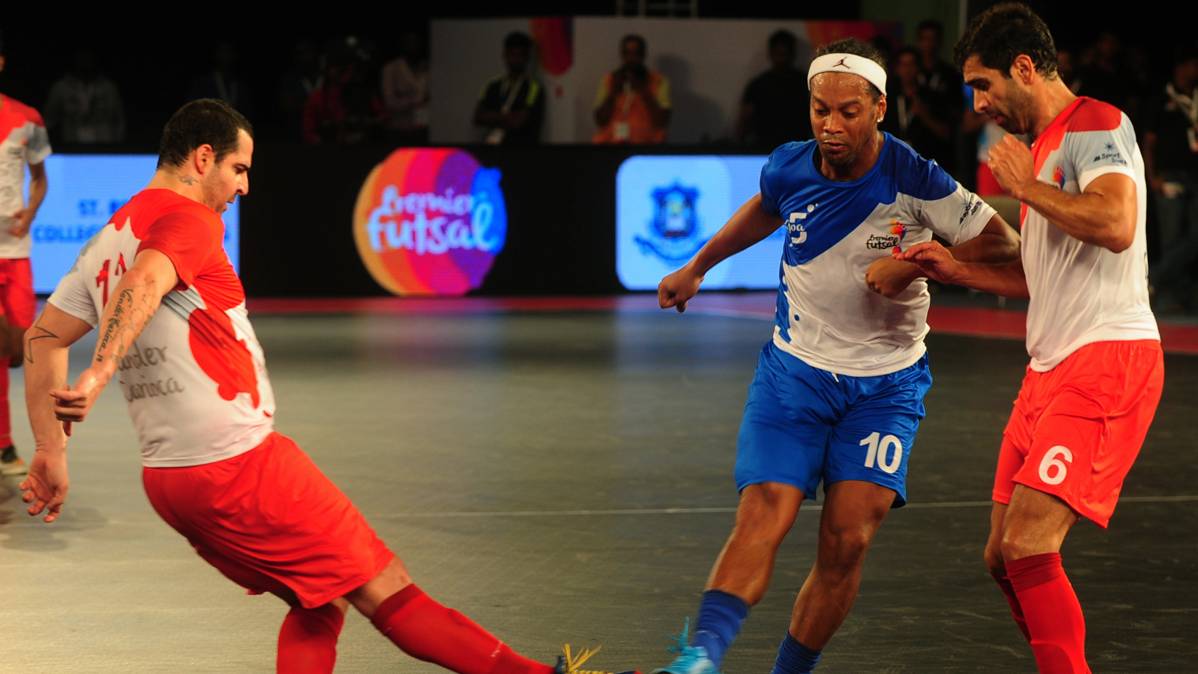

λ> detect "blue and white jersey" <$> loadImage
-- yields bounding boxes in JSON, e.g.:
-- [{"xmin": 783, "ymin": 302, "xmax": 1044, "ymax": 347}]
[{"xmin": 760, "ymin": 133, "xmax": 995, "ymax": 376}]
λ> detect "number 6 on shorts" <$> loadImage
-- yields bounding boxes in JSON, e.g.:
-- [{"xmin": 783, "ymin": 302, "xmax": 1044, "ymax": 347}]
[{"xmin": 1038, "ymin": 445, "xmax": 1073, "ymax": 486}]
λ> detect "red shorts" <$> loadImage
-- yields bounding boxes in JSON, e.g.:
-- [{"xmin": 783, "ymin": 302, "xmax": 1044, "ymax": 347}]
[
  {"xmin": 143, "ymin": 432, "xmax": 394, "ymax": 608},
  {"xmin": 0, "ymin": 257, "xmax": 36, "ymax": 329},
  {"xmin": 993, "ymin": 340, "xmax": 1164, "ymax": 527}
]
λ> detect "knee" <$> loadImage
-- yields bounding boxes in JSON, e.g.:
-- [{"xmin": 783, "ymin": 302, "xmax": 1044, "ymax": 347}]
[
  {"xmin": 284, "ymin": 602, "xmax": 346, "ymax": 633},
  {"xmin": 373, "ymin": 557, "xmax": 413, "ymax": 597},
  {"xmin": 730, "ymin": 486, "xmax": 800, "ymax": 546},
  {"xmin": 346, "ymin": 556, "xmax": 413, "ymax": 617},
  {"xmin": 817, "ymin": 526, "xmax": 871, "ymax": 579},
  {"xmin": 983, "ymin": 543, "xmax": 1006, "ymax": 576},
  {"xmin": 999, "ymin": 527, "xmax": 1043, "ymax": 563}
]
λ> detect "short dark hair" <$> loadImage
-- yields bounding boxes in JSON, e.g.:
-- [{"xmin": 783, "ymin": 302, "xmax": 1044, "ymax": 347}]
[
  {"xmin": 954, "ymin": 2, "xmax": 1058, "ymax": 78},
  {"xmin": 814, "ymin": 38, "xmax": 886, "ymax": 99},
  {"xmin": 917, "ymin": 20, "xmax": 944, "ymax": 38},
  {"xmin": 895, "ymin": 46, "xmax": 921, "ymax": 64},
  {"xmin": 157, "ymin": 99, "xmax": 253, "ymax": 169},
  {"xmin": 504, "ymin": 31, "xmax": 532, "ymax": 51},
  {"xmin": 621, "ymin": 34, "xmax": 646, "ymax": 54},
  {"xmin": 769, "ymin": 30, "xmax": 797, "ymax": 51}
]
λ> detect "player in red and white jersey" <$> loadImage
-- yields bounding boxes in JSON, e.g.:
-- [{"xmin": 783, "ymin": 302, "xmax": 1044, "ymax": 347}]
[
  {"xmin": 44, "ymin": 185, "xmax": 277, "ymax": 467},
  {"xmin": 898, "ymin": 5, "xmax": 1164, "ymax": 673},
  {"xmin": 19, "ymin": 99, "xmax": 628, "ymax": 674},
  {"xmin": 0, "ymin": 37, "xmax": 52, "ymax": 476}
]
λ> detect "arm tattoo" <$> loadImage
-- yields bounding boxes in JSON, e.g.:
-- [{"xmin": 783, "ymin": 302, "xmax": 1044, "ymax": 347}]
[
  {"xmin": 95, "ymin": 281, "xmax": 159, "ymax": 365},
  {"xmin": 23, "ymin": 322, "xmax": 61, "ymax": 364}
]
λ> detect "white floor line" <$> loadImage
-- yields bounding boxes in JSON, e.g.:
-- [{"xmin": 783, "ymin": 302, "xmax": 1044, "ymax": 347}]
[{"xmin": 374, "ymin": 494, "xmax": 1198, "ymax": 519}]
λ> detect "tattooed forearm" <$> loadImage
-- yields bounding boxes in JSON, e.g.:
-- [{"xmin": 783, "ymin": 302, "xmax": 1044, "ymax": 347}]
[
  {"xmin": 94, "ymin": 280, "xmax": 160, "ymax": 367},
  {"xmin": 95, "ymin": 289, "xmax": 132, "ymax": 358},
  {"xmin": 23, "ymin": 321, "xmax": 61, "ymax": 364}
]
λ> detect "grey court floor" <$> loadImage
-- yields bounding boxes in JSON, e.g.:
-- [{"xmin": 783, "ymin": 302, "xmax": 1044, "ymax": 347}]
[{"xmin": 1, "ymin": 304, "xmax": 1194, "ymax": 673}]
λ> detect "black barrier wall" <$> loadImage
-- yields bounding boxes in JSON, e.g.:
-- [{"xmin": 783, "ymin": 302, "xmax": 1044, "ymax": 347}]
[
  {"xmin": 239, "ymin": 144, "xmax": 657, "ymax": 297},
  {"xmin": 49, "ymin": 144, "xmax": 758, "ymax": 298}
]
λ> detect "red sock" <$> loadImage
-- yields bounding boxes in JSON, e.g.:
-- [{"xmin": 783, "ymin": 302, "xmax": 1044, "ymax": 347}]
[
  {"xmin": 990, "ymin": 569, "xmax": 1031, "ymax": 642},
  {"xmin": 1006, "ymin": 553, "xmax": 1091, "ymax": 674},
  {"xmin": 277, "ymin": 603, "xmax": 345, "ymax": 674},
  {"xmin": 370, "ymin": 584, "xmax": 553, "ymax": 674}
]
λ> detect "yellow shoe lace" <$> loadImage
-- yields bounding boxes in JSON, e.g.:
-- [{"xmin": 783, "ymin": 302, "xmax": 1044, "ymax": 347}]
[{"xmin": 560, "ymin": 643, "xmax": 610, "ymax": 674}]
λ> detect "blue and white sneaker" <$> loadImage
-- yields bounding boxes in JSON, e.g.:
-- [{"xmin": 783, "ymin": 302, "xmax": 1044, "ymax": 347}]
[{"xmin": 652, "ymin": 619, "xmax": 721, "ymax": 674}]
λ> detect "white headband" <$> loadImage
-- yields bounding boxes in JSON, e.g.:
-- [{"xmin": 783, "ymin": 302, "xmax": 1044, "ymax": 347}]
[{"xmin": 807, "ymin": 53, "xmax": 887, "ymax": 95}]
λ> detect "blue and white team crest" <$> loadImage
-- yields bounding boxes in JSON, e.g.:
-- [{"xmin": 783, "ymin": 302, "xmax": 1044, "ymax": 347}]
[
  {"xmin": 618, "ymin": 155, "xmax": 781, "ymax": 291},
  {"xmin": 634, "ymin": 182, "xmax": 709, "ymax": 263}
]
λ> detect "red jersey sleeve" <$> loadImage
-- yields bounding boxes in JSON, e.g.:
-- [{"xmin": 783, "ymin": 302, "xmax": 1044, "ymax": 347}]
[{"xmin": 137, "ymin": 211, "xmax": 219, "ymax": 287}]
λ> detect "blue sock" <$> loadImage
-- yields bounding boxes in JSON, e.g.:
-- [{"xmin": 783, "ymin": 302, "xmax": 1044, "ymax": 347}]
[
  {"xmin": 690, "ymin": 590, "xmax": 749, "ymax": 667},
  {"xmin": 771, "ymin": 633, "xmax": 821, "ymax": 674}
]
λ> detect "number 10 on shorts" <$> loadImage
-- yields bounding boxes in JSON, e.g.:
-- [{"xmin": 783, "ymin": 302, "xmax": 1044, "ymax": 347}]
[{"xmin": 860, "ymin": 432, "xmax": 903, "ymax": 474}]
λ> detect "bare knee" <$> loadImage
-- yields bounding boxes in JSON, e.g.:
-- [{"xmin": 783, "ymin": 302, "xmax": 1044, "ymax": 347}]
[
  {"xmin": 729, "ymin": 484, "xmax": 802, "ymax": 548},
  {"xmin": 983, "ymin": 542, "xmax": 1006, "ymax": 576},
  {"xmin": 999, "ymin": 486, "xmax": 1077, "ymax": 562},
  {"xmin": 999, "ymin": 514, "xmax": 1071, "ymax": 562},
  {"xmin": 345, "ymin": 557, "xmax": 412, "ymax": 618},
  {"xmin": 816, "ymin": 525, "xmax": 871, "ymax": 582},
  {"xmin": 999, "ymin": 527, "xmax": 1047, "ymax": 562}
]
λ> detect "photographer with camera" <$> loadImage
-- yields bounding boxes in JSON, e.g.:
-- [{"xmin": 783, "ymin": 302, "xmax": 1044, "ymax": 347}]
[{"xmin": 593, "ymin": 34, "xmax": 671, "ymax": 144}]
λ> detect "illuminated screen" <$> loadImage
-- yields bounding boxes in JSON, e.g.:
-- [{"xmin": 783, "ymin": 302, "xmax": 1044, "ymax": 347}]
[
  {"xmin": 353, "ymin": 148, "xmax": 506, "ymax": 297},
  {"xmin": 616, "ymin": 155, "xmax": 783, "ymax": 291},
  {"xmin": 31, "ymin": 154, "xmax": 240, "ymax": 294}
]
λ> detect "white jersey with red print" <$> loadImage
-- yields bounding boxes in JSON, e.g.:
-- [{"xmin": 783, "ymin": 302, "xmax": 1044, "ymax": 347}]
[
  {"xmin": 1021, "ymin": 97, "xmax": 1159, "ymax": 372},
  {"xmin": 49, "ymin": 189, "xmax": 275, "ymax": 467},
  {"xmin": 0, "ymin": 94, "xmax": 52, "ymax": 258}
]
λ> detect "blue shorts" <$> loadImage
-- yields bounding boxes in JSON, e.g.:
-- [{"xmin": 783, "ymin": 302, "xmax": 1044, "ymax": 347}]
[{"xmin": 735, "ymin": 342, "xmax": 933, "ymax": 507}]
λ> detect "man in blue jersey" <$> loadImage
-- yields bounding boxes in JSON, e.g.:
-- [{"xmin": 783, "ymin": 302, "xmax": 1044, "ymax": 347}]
[{"xmin": 652, "ymin": 39, "xmax": 1020, "ymax": 674}]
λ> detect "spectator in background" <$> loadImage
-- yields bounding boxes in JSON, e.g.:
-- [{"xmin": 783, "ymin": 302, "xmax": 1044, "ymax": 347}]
[
  {"xmin": 304, "ymin": 36, "xmax": 384, "ymax": 145},
  {"xmin": 381, "ymin": 31, "xmax": 429, "ymax": 146},
  {"xmin": 188, "ymin": 42, "xmax": 253, "ymax": 120},
  {"xmin": 474, "ymin": 32, "xmax": 544, "ymax": 145},
  {"xmin": 883, "ymin": 47, "xmax": 955, "ymax": 173},
  {"xmin": 1077, "ymin": 32, "xmax": 1137, "ymax": 114},
  {"xmin": 1144, "ymin": 46, "xmax": 1198, "ymax": 311},
  {"xmin": 915, "ymin": 20, "xmax": 964, "ymax": 106},
  {"xmin": 278, "ymin": 40, "xmax": 323, "ymax": 142},
  {"xmin": 593, "ymin": 34, "xmax": 670, "ymax": 144},
  {"xmin": 44, "ymin": 48, "xmax": 125, "ymax": 143},
  {"xmin": 737, "ymin": 29, "xmax": 810, "ymax": 150},
  {"xmin": 870, "ymin": 34, "xmax": 897, "ymax": 68},
  {"xmin": 1057, "ymin": 47, "xmax": 1081, "ymax": 93},
  {"xmin": 913, "ymin": 19, "xmax": 963, "ymax": 173},
  {"xmin": 962, "ymin": 93, "xmax": 1009, "ymax": 197}
]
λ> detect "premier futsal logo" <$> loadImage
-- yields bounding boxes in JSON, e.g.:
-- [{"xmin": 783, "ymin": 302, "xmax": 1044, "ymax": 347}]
[
  {"xmin": 867, "ymin": 220, "xmax": 908, "ymax": 251},
  {"xmin": 353, "ymin": 148, "xmax": 507, "ymax": 296}
]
